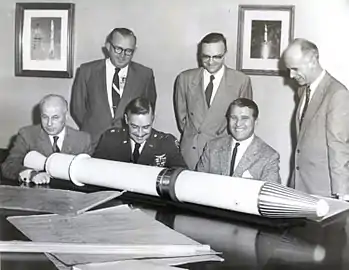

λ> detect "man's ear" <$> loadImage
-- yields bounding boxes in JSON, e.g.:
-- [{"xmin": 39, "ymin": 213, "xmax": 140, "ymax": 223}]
[{"xmin": 124, "ymin": 114, "xmax": 129, "ymax": 124}]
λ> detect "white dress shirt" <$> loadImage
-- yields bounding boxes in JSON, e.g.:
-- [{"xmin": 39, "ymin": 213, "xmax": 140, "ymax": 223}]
[
  {"xmin": 49, "ymin": 127, "xmax": 66, "ymax": 150},
  {"xmin": 203, "ymin": 65, "xmax": 225, "ymax": 105},
  {"xmin": 106, "ymin": 58, "xmax": 129, "ymax": 117},
  {"xmin": 130, "ymin": 139, "xmax": 146, "ymax": 154},
  {"xmin": 231, "ymin": 135, "xmax": 254, "ymax": 170},
  {"xmin": 298, "ymin": 70, "xmax": 326, "ymax": 120}
]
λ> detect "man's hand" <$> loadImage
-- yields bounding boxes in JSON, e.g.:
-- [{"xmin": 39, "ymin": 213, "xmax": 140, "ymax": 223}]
[
  {"xmin": 31, "ymin": 172, "xmax": 51, "ymax": 185},
  {"xmin": 18, "ymin": 169, "xmax": 34, "ymax": 183}
]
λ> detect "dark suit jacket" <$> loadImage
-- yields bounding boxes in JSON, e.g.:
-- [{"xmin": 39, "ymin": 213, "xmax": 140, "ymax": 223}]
[
  {"xmin": 174, "ymin": 66, "xmax": 252, "ymax": 169},
  {"xmin": 70, "ymin": 59, "xmax": 157, "ymax": 148},
  {"xmin": 1, "ymin": 125, "xmax": 92, "ymax": 180},
  {"xmin": 289, "ymin": 72, "xmax": 349, "ymax": 197},
  {"xmin": 197, "ymin": 135, "xmax": 281, "ymax": 183},
  {"xmin": 93, "ymin": 127, "xmax": 187, "ymax": 168}
]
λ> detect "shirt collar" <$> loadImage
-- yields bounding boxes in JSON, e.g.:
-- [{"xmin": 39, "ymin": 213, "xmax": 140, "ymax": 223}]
[
  {"xmin": 49, "ymin": 127, "xmax": 66, "ymax": 140},
  {"xmin": 203, "ymin": 65, "xmax": 225, "ymax": 80},
  {"xmin": 233, "ymin": 134, "xmax": 254, "ymax": 147},
  {"xmin": 309, "ymin": 69, "xmax": 326, "ymax": 91},
  {"xmin": 106, "ymin": 58, "xmax": 129, "ymax": 75}
]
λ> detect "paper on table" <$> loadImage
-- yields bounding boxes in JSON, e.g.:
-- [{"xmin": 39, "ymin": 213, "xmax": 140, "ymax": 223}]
[
  {"xmin": 0, "ymin": 185, "xmax": 122, "ymax": 215},
  {"xmin": 7, "ymin": 205, "xmax": 221, "ymax": 266}
]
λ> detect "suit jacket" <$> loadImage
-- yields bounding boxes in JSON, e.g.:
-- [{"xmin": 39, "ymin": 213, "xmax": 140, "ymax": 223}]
[
  {"xmin": 174, "ymin": 66, "xmax": 252, "ymax": 169},
  {"xmin": 70, "ymin": 59, "xmax": 157, "ymax": 148},
  {"xmin": 197, "ymin": 135, "xmax": 281, "ymax": 183},
  {"xmin": 289, "ymin": 72, "xmax": 349, "ymax": 197},
  {"xmin": 1, "ymin": 125, "xmax": 92, "ymax": 180},
  {"xmin": 93, "ymin": 127, "xmax": 187, "ymax": 168}
]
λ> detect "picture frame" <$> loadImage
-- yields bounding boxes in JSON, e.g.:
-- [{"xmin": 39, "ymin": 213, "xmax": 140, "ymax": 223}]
[
  {"xmin": 236, "ymin": 5, "xmax": 295, "ymax": 76},
  {"xmin": 15, "ymin": 3, "xmax": 75, "ymax": 78}
]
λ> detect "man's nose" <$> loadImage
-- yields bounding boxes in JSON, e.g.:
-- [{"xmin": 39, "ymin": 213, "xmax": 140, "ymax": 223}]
[
  {"xmin": 290, "ymin": 70, "xmax": 296, "ymax": 78},
  {"xmin": 47, "ymin": 118, "xmax": 53, "ymax": 126}
]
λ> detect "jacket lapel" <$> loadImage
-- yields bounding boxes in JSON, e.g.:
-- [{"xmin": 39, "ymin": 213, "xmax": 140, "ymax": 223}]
[
  {"xmin": 234, "ymin": 136, "xmax": 258, "ymax": 177},
  {"xmin": 96, "ymin": 61, "xmax": 112, "ymax": 119},
  {"xmin": 61, "ymin": 127, "xmax": 72, "ymax": 153},
  {"xmin": 297, "ymin": 73, "xmax": 330, "ymax": 142},
  {"xmin": 38, "ymin": 128, "xmax": 53, "ymax": 157},
  {"xmin": 217, "ymin": 136, "xmax": 233, "ymax": 175}
]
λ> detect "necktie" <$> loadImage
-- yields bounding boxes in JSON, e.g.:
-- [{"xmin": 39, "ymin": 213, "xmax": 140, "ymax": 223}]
[
  {"xmin": 230, "ymin": 142, "xmax": 240, "ymax": 176},
  {"xmin": 112, "ymin": 67, "xmax": 121, "ymax": 114},
  {"xmin": 300, "ymin": 85, "xmax": 311, "ymax": 127},
  {"xmin": 52, "ymin": 136, "xmax": 60, "ymax": 153},
  {"xmin": 133, "ymin": 143, "xmax": 141, "ymax": 163},
  {"xmin": 205, "ymin": 75, "xmax": 215, "ymax": 107}
]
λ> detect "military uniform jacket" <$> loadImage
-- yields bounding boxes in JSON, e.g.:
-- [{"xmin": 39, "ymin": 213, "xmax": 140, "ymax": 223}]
[{"xmin": 93, "ymin": 128, "xmax": 187, "ymax": 168}]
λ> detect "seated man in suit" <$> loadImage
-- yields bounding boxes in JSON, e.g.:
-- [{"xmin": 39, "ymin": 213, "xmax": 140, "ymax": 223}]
[
  {"xmin": 1, "ymin": 94, "xmax": 92, "ymax": 184},
  {"xmin": 94, "ymin": 97, "xmax": 186, "ymax": 168},
  {"xmin": 197, "ymin": 98, "xmax": 281, "ymax": 183}
]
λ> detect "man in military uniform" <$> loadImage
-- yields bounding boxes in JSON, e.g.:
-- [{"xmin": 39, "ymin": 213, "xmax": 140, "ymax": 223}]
[{"xmin": 93, "ymin": 97, "xmax": 186, "ymax": 168}]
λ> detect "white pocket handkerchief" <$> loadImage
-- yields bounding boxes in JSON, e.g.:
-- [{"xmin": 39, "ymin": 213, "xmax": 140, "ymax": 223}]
[{"xmin": 242, "ymin": 170, "xmax": 253, "ymax": 179}]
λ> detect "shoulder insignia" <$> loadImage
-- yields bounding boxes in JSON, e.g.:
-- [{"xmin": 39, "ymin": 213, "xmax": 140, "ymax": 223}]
[
  {"xmin": 174, "ymin": 138, "xmax": 180, "ymax": 149},
  {"xmin": 123, "ymin": 140, "xmax": 128, "ymax": 144},
  {"xmin": 154, "ymin": 133, "xmax": 157, "ymax": 138},
  {"xmin": 110, "ymin": 129, "xmax": 116, "ymax": 133}
]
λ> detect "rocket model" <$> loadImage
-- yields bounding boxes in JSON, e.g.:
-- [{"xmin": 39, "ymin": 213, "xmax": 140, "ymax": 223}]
[{"xmin": 24, "ymin": 151, "xmax": 329, "ymax": 219}]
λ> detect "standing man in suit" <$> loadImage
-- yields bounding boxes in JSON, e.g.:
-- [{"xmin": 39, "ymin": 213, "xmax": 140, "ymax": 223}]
[
  {"xmin": 175, "ymin": 32, "xmax": 253, "ymax": 170},
  {"xmin": 197, "ymin": 98, "xmax": 280, "ymax": 183},
  {"xmin": 1, "ymin": 94, "xmax": 92, "ymax": 184},
  {"xmin": 94, "ymin": 97, "xmax": 186, "ymax": 168},
  {"xmin": 71, "ymin": 28, "xmax": 157, "ymax": 148},
  {"xmin": 284, "ymin": 38, "xmax": 349, "ymax": 198}
]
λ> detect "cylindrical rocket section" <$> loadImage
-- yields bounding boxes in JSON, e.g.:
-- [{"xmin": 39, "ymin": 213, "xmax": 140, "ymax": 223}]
[{"xmin": 24, "ymin": 152, "xmax": 329, "ymax": 219}]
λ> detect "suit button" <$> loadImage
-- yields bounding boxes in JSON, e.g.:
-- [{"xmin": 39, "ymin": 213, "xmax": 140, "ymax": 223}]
[
  {"xmin": 190, "ymin": 112, "xmax": 194, "ymax": 115},
  {"xmin": 297, "ymin": 149, "xmax": 300, "ymax": 153},
  {"xmin": 192, "ymin": 146, "xmax": 196, "ymax": 149},
  {"xmin": 198, "ymin": 131, "xmax": 201, "ymax": 134},
  {"xmin": 296, "ymin": 166, "xmax": 300, "ymax": 170}
]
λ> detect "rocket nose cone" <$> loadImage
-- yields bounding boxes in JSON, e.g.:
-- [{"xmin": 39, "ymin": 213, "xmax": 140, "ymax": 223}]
[{"xmin": 316, "ymin": 199, "xmax": 330, "ymax": 217}]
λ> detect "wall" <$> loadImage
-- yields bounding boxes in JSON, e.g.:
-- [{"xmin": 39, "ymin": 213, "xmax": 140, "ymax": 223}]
[{"xmin": 0, "ymin": 0, "xmax": 348, "ymax": 184}]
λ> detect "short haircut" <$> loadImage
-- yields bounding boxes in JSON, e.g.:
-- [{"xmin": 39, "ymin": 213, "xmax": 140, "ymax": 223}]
[
  {"xmin": 200, "ymin": 32, "xmax": 227, "ymax": 52},
  {"xmin": 292, "ymin": 38, "xmax": 319, "ymax": 59},
  {"xmin": 39, "ymin": 94, "xmax": 68, "ymax": 112},
  {"xmin": 106, "ymin": 28, "xmax": 137, "ymax": 45},
  {"xmin": 124, "ymin": 97, "xmax": 153, "ymax": 117},
  {"xmin": 227, "ymin": 98, "xmax": 259, "ymax": 119}
]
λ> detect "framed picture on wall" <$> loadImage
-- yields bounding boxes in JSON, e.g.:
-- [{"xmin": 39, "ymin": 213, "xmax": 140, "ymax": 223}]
[
  {"xmin": 236, "ymin": 5, "xmax": 295, "ymax": 76},
  {"xmin": 15, "ymin": 3, "xmax": 75, "ymax": 78}
]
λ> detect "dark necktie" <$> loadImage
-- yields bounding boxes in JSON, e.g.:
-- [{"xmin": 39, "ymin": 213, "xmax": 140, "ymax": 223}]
[
  {"xmin": 52, "ymin": 136, "xmax": 60, "ymax": 153},
  {"xmin": 300, "ymin": 85, "xmax": 311, "ymax": 127},
  {"xmin": 133, "ymin": 143, "xmax": 141, "ymax": 163},
  {"xmin": 112, "ymin": 67, "xmax": 121, "ymax": 114},
  {"xmin": 230, "ymin": 142, "xmax": 240, "ymax": 176},
  {"xmin": 205, "ymin": 75, "xmax": 215, "ymax": 107}
]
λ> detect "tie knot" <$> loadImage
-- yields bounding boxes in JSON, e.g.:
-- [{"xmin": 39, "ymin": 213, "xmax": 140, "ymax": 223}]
[
  {"xmin": 234, "ymin": 142, "xmax": 240, "ymax": 148},
  {"xmin": 115, "ymin": 67, "xmax": 120, "ymax": 74},
  {"xmin": 53, "ymin": 136, "xmax": 59, "ymax": 143},
  {"xmin": 135, "ymin": 143, "xmax": 141, "ymax": 150},
  {"xmin": 210, "ymin": 75, "xmax": 215, "ymax": 82}
]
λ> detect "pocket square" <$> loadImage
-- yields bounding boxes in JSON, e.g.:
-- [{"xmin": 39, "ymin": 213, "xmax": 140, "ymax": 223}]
[{"xmin": 242, "ymin": 170, "xmax": 253, "ymax": 179}]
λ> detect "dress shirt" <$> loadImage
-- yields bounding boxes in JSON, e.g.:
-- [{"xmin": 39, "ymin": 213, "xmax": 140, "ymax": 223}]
[
  {"xmin": 203, "ymin": 65, "xmax": 225, "ymax": 105},
  {"xmin": 298, "ymin": 70, "xmax": 326, "ymax": 120},
  {"xmin": 130, "ymin": 139, "xmax": 146, "ymax": 154},
  {"xmin": 231, "ymin": 134, "xmax": 254, "ymax": 171},
  {"xmin": 106, "ymin": 58, "xmax": 129, "ymax": 117},
  {"xmin": 49, "ymin": 127, "xmax": 66, "ymax": 151}
]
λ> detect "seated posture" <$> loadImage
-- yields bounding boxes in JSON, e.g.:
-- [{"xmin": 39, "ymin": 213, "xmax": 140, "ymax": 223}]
[
  {"xmin": 1, "ymin": 94, "xmax": 92, "ymax": 184},
  {"xmin": 197, "ymin": 98, "xmax": 281, "ymax": 183},
  {"xmin": 94, "ymin": 97, "xmax": 186, "ymax": 168}
]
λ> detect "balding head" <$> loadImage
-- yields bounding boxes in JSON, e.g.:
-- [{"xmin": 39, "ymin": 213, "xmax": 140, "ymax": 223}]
[
  {"xmin": 283, "ymin": 38, "xmax": 322, "ymax": 85},
  {"xmin": 40, "ymin": 94, "xmax": 68, "ymax": 135}
]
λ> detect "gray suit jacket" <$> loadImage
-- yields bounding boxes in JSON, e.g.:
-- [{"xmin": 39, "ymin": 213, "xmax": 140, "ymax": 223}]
[
  {"xmin": 70, "ymin": 59, "xmax": 157, "ymax": 148},
  {"xmin": 197, "ymin": 135, "xmax": 281, "ymax": 183},
  {"xmin": 289, "ymin": 72, "xmax": 349, "ymax": 197},
  {"xmin": 1, "ymin": 125, "xmax": 92, "ymax": 180},
  {"xmin": 174, "ymin": 66, "xmax": 252, "ymax": 169}
]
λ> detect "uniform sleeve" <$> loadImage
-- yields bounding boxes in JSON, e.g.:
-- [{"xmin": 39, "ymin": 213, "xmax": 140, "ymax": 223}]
[
  {"xmin": 174, "ymin": 73, "xmax": 187, "ymax": 133},
  {"xmin": 326, "ymin": 89, "xmax": 349, "ymax": 195},
  {"xmin": 92, "ymin": 132, "xmax": 110, "ymax": 160},
  {"xmin": 260, "ymin": 151, "xmax": 281, "ymax": 184},
  {"xmin": 82, "ymin": 133, "xmax": 93, "ymax": 156},
  {"xmin": 165, "ymin": 135, "xmax": 187, "ymax": 168},
  {"xmin": 1, "ymin": 129, "xmax": 30, "ymax": 180},
  {"xmin": 196, "ymin": 143, "xmax": 211, "ymax": 173},
  {"xmin": 70, "ymin": 66, "xmax": 87, "ymax": 128}
]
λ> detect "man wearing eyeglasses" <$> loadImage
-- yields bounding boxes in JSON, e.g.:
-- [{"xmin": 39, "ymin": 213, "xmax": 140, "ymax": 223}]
[
  {"xmin": 174, "ymin": 32, "xmax": 252, "ymax": 170},
  {"xmin": 71, "ymin": 28, "xmax": 157, "ymax": 149}
]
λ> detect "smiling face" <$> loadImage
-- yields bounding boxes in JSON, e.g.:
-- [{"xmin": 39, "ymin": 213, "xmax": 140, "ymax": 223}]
[
  {"xmin": 201, "ymin": 41, "xmax": 226, "ymax": 74},
  {"xmin": 40, "ymin": 97, "xmax": 67, "ymax": 136},
  {"xmin": 106, "ymin": 32, "xmax": 136, "ymax": 68},
  {"xmin": 228, "ymin": 105, "xmax": 256, "ymax": 141},
  {"xmin": 125, "ymin": 112, "xmax": 154, "ymax": 144}
]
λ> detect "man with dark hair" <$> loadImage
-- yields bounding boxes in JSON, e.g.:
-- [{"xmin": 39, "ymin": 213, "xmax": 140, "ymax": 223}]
[
  {"xmin": 94, "ymin": 97, "xmax": 186, "ymax": 168},
  {"xmin": 284, "ymin": 38, "xmax": 349, "ymax": 198},
  {"xmin": 197, "ymin": 98, "xmax": 280, "ymax": 183},
  {"xmin": 1, "ymin": 94, "xmax": 92, "ymax": 184},
  {"xmin": 175, "ymin": 32, "xmax": 252, "ymax": 170},
  {"xmin": 71, "ymin": 27, "xmax": 157, "ymax": 149}
]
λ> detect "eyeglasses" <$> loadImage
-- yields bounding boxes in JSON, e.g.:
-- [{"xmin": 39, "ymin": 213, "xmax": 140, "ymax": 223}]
[
  {"xmin": 109, "ymin": 42, "xmax": 134, "ymax": 56},
  {"xmin": 201, "ymin": 53, "xmax": 225, "ymax": 62}
]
